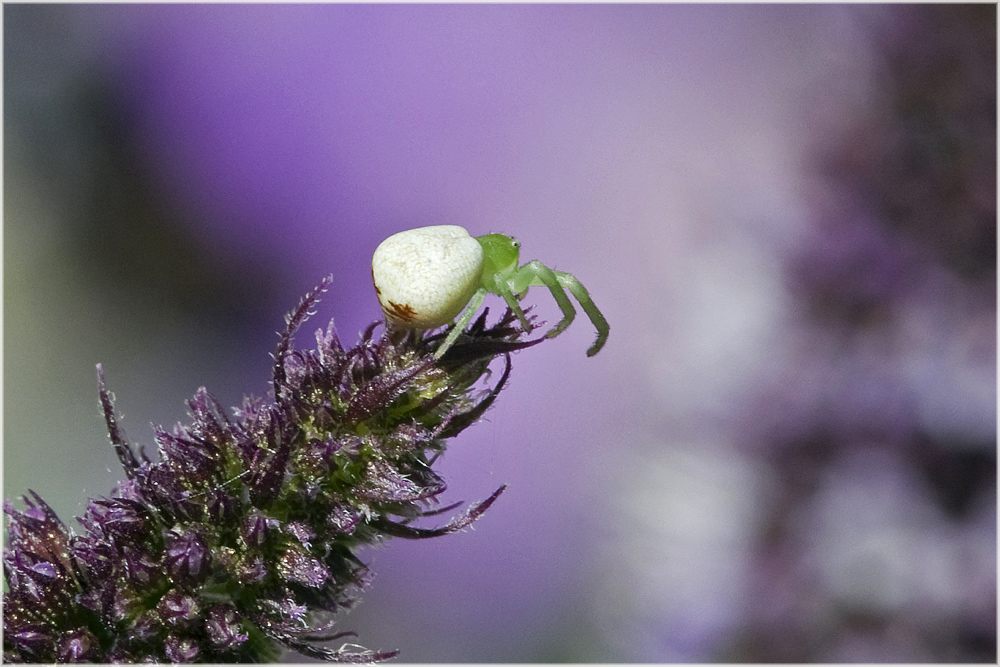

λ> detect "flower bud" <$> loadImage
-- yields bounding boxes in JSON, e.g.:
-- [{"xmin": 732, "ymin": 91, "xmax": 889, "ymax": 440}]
[
  {"xmin": 157, "ymin": 591, "xmax": 200, "ymax": 628},
  {"xmin": 57, "ymin": 627, "xmax": 99, "ymax": 662},
  {"xmin": 206, "ymin": 605, "xmax": 249, "ymax": 650},
  {"xmin": 164, "ymin": 634, "xmax": 200, "ymax": 663},
  {"xmin": 164, "ymin": 529, "xmax": 211, "ymax": 585}
]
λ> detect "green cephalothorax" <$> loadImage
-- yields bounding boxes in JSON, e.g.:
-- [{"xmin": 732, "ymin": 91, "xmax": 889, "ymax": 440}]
[
  {"xmin": 476, "ymin": 234, "xmax": 521, "ymax": 288},
  {"xmin": 372, "ymin": 225, "xmax": 609, "ymax": 359}
]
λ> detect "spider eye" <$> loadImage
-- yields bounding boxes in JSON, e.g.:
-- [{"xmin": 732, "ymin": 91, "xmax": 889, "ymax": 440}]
[{"xmin": 512, "ymin": 240, "xmax": 521, "ymax": 249}]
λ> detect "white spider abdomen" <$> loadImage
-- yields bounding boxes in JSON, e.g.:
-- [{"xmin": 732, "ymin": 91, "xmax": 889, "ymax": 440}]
[{"xmin": 372, "ymin": 225, "xmax": 484, "ymax": 329}]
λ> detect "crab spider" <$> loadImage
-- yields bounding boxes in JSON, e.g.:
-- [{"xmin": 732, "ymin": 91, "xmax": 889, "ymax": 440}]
[{"xmin": 372, "ymin": 225, "xmax": 609, "ymax": 359}]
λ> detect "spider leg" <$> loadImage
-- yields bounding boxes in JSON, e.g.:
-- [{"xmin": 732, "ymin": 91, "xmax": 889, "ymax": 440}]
[
  {"xmin": 512, "ymin": 261, "xmax": 577, "ymax": 340},
  {"xmin": 554, "ymin": 271, "xmax": 609, "ymax": 356},
  {"xmin": 434, "ymin": 288, "xmax": 488, "ymax": 359},
  {"xmin": 493, "ymin": 279, "xmax": 534, "ymax": 334}
]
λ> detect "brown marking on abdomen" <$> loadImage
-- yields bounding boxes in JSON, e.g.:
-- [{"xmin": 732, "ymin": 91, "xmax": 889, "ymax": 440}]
[{"xmin": 383, "ymin": 300, "xmax": 417, "ymax": 324}]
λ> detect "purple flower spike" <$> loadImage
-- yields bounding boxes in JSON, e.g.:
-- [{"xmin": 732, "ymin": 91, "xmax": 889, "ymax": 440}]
[{"xmin": 4, "ymin": 279, "xmax": 540, "ymax": 662}]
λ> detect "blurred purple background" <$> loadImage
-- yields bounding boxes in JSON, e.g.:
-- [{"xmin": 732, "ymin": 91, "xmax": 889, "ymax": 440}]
[{"xmin": 5, "ymin": 4, "xmax": 995, "ymax": 662}]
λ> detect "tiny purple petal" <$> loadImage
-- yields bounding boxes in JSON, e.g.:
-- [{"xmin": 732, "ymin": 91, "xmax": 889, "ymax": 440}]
[
  {"xmin": 27, "ymin": 561, "xmax": 59, "ymax": 580},
  {"xmin": 327, "ymin": 505, "xmax": 361, "ymax": 535},
  {"xmin": 204, "ymin": 486, "xmax": 240, "ymax": 524},
  {"xmin": 122, "ymin": 545, "xmax": 163, "ymax": 587},
  {"xmin": 157, "ymin": 591, "xmax": 200, "ymax": 627},
  {"xmin": 164, "ymin": 530, "xmax": 211, "ymax": 584},
  {"xmin": 285, "ymin": 522, "xmax": 315, "ymax": 549},
  {"xmin": 240, "ymin": 510, "xmax": 270, "ymax": 549},
  {"xmin": 164, "ymin": 634, "xmax": 200, "ymax": 663},
  {"xmin": 206, "ymin": 605, "xmax": 249, "ymax": 650},
  {"xmin": 237, "ymin": 555, "xmax": 268, "ymax": 585},
  {"xmin": 279, "ymin": 549, "xmax": 331, "ymax": 588},
  {"xmin": 57, "ymin": 627, "xmax": 99, "ymax": 662}
]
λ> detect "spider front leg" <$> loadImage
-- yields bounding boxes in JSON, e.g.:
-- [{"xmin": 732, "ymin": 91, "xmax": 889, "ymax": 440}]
[
  {"xmin": 509, "ymin": 260, "xmax": 578, "ymax": 338},
  {"xmin": 553, "ymin": 271, "xmax": 609, "ymax": 356},
  {"xmin": 510, "ymin": 261, "xmax": 608, "ymax": 357}
]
